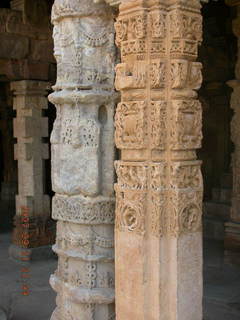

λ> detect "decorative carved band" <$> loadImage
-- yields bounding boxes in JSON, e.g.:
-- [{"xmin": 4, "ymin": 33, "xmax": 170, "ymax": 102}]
[{"xmin": 52, "ymin": 195, "xmax": 115, "ymax": 225}]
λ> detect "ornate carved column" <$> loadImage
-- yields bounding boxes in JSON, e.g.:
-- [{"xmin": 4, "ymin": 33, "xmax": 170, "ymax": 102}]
[
  {"xmin": 10, "ymin": 80, "xmax": 55, "ymax": 259},
  {"xmin": 114, "ymin": 1, "xmax": 203, "ymax": 319},
  {"xmin": 225, "ymin": 0, "xmax": 240, "ymax": 264},
  {"xmin": 49, "ymin": 0, "xmax": 117, "ymax": 319}
]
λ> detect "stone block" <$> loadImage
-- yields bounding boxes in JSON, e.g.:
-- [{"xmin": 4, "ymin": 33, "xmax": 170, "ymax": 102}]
[
  {"xmin": 22, "ymin": 61, "xmax": 50, "ymax": 81},
  {"xmin": 0, "ymin": 34, "xmax": 29, "ymax": 59},
  {"xmin": 30, "ymin": 39, "xmax": 55, "ymax": 63},
  {"xmin": 0, "ymin": 60, "xmax": 51, "ymax": 81}
]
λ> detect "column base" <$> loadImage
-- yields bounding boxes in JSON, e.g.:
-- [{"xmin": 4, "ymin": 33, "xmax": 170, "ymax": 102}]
[
  {"xmin": 9, "ymin": 244, "xmax": 57, "ymax": 262},
  {"xmin": 224, "ymin": 221, "xmax": 240, "ymax": 265}
]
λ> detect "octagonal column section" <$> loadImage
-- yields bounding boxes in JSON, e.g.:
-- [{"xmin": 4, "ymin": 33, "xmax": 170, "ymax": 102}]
[
  {"xmin": 114, "ymin": 1, "xmax": 203, "ymax": 319},
  {"xmin": 49, "ymin": 1, "xmax": 117, "ymax": 319},
  {"xmin": 10, "ymin": 80, "xmax": 55, "ymax": 260}
]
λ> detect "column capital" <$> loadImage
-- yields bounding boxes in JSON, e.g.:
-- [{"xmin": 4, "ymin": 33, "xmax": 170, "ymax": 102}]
[
  {"xmin": 51, "ymin": 0, "xmax": 113, "ymax": 23},
  {"xmin": 10, "ymin": 80, "xmax": 51, "ymax": 95}
]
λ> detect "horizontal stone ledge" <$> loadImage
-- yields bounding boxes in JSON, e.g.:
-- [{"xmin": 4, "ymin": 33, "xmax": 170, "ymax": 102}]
[
  {"xmin": 48, "ymin": 89, "xmax": 117, "ymax": 105},
  {"xmin": 50, "ymin": 274, "xmax": 115, "ymax": 304},
  {"xmin": 0, "ymin": 59, "xmax": 55, "ymax": 82},
  {"xmin": 52, "ymin": 245, "xmax": 114, "ymax": 262}
]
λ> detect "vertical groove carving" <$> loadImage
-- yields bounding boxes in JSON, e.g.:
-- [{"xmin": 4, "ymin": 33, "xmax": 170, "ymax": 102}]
[
  {"xmin": 49, "ymin": 1, "xmax": 117, "ymax": 319},
  {"xmin": 114, "ymin": 1, "xmax": 203, "ymax": 319}
]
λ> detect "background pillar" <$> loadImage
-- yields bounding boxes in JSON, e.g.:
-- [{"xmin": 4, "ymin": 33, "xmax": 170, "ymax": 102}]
[
  {"xmin": 114, "ymin": 1, "xmax": 203, "ymax": 319},
  {"xmin": 49, "ymin": 0, "xmax": 117, "ymax": 319},
  {"xmin": 225, "ymin": 0, "xmax": 240, "ymax": 265},
  {"xmin": 10, "ymin": 80, "xmax": 55, "ymax": 260}
]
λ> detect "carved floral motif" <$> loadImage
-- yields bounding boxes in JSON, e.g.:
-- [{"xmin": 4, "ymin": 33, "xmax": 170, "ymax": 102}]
[
  {"xmin": 150, "ymin": 11, "xmax": 167, "ymax": 39},
  {"xmin": 115, "ymin": 101, "xmax": 147, "ymax": 149},
  {"xmin": 115, "ymin": 191, "xmax": 146, "ymax": 235},
  {"xmin": 170, "ymin": 100, "xmax": 202, "ymax": 150},
  {"xmin": 150, "ymin": 101, "xmax": 167, "ymax": 149}
]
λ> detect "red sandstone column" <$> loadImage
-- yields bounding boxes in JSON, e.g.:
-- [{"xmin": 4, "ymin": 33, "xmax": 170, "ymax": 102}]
[{"xmin": 114, "ymin": 1, "xmax": 203, "ymax": 319}]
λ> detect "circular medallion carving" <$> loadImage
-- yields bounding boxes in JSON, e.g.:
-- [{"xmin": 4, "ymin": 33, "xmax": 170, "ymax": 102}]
[{"xmin": 180, "ymin": 203, "xmax": 201, "ymax": 233}]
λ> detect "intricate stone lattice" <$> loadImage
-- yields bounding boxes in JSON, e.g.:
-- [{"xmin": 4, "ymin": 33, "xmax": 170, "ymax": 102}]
[
  {"xmin": 114, "ymin": 1, "xmax": 203, "ymax": 319},
  {"xmin": 49, "ymin": 1, "xmax": 117, "ymax": 319}
]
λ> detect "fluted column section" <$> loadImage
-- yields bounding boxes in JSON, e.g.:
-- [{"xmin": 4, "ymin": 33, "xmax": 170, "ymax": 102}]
[
  {"xmin": 114, "ymin": 1, "xmax": 203, "ymax": 319},
  {"xmin": 49, "ymin": 1, "xmax": 117, "ymax": 319}
]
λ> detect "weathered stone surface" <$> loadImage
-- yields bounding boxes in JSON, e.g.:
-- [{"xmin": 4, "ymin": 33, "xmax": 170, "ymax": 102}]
[
  {"xmin": 114, "ymin": 0, "xmax": 203, "ymax": 319},
  {"xmin": 49, "ymin": 0, "xmax": 117, "ymax": 319}
]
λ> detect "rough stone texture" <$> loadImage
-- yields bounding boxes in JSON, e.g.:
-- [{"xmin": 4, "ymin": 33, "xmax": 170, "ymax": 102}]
[
  {"xmin": 10, "ymin": 80, "xmax": 55, "ymax": 251},
  {"xmin": 224, "ymin": 2, "xmax": 240, "ymax": 265},
  {"xmin": 114, "ymin": 0, "xmax": 203, "ymax": 319},
  {"xmin": 49, "ymin": 0, "xmax": 117, "ymax": 319},
  {"xmin": 0, "ymin": 3, "xmax": 55, "ymax": 82}
]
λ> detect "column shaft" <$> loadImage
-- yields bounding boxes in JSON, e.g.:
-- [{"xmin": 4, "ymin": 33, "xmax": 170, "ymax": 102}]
[
  {"xmin": 114, "ymin": 1, "xmax": 203, "ymax": 319},
  {"xmin": 11, "ymin": 80, "xmax": 54, "ymax": 249},
  {"xmin": 49, "ymin": 1, "xmax": 117, "ymax": 319}
]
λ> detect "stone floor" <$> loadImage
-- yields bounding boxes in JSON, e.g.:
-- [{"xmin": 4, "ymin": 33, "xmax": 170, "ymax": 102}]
[
  {"xmin": 0, "ymin": 233, "xmax": 240, "ymax": 319},
  {"xmin": 0, "ymin": 233, "xmax": 57, "ymax": 320},
  {"xmin": 203, "ymin": 239, "xmax": 240, "ymax": 320}
]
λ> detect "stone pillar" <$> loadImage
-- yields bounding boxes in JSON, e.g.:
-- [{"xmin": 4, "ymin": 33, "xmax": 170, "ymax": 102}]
[
  {"xmin": 49, "ymin": 0, "xmax": 117, "ymax": 319},
  {"xmin": 10, "ymin": 80, "xmax": 55, "ymax": 260},
  {"xmin": 225, "ymin": 0, "xmax": 240, "ymax": 265},
  {"xmin": 114, "ymin": 1, "xmax": 203, "ymax": 319}
]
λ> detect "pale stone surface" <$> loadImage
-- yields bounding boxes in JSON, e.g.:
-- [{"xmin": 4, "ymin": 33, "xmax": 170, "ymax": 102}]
[
  {"xmin": 49, "ymin": 0, "xmax": 117, "ymax": 319},
  {"xmin": 10, "ymin": 81, "xmax": 55, "ymax": 251},
  {"xmin": 11, "ymin": 81, "xmax": 50, "ymax": 218},
  {"xmin": 114, "ymin": 0, "xmax": 203, "ymax": 319}
]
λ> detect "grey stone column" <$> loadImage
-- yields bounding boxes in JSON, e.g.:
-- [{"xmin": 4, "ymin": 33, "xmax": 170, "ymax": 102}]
[{"xmin": 49, "ymin": 1, "xmax": 117, "ymax": 319}]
